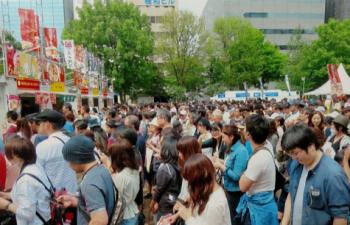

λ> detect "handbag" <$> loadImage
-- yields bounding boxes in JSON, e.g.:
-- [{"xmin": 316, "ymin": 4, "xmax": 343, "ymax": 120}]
[{"xmin": 0, "ymin": 210, "xmax": 16, "ymax": 225}]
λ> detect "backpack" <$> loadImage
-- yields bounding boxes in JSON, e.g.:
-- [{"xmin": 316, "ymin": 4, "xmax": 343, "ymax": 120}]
[
  {"xmin": 17, "ymin": 173, "xmax": 65, "ymax": 225},
  {"xmin": 109, "ymin": 182, "xmax": 124, "ymax": 225}
]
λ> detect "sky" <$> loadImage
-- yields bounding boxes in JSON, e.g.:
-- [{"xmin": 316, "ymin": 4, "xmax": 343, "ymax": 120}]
[{"xmin": 179, "ymin": 0, "xmax": 208, "ymax": 17}]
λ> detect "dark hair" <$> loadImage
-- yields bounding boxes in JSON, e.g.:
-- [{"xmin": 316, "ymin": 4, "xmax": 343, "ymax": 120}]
[
  {"xmin": 157, "ymin": 109, "xmax": 171, "ymax": 123},
  {"xmin": 117, "ymin": 127, "xmax": 138, "ymax": 146},
  {"xmin": 222, "ymin": 124, "xmax": 240, "ymax": 148},
  {"xmin": 333, "ymin": 122, "xmax": 348, "ymax": 133},
  {"xmin": 94, "ymin": 130, "xmax": 108, "ymax": 154},
  {"xmin": 109, "ymin": 139, "xmax": 138, "ymax": 172},
  {"xmin": 83, "ymin": 130, "xmax": 95, "ymax": 142},
  {"xmin": 92, "ymin": 108, "xmax": 98, "ymax": 114},
  {"xmin": 281, "ymin": 125, "xmax": 320, "ymax": 153},
  {"xmin": 64, "ymin": 103, "xmax": 72, "ymax": 112},
  {"xmin": 5, "ymin": 135, "xmax": 36, "ymax": 168},
  {"xmin": 6, "ymin": 111, "xmax": 18, "ymax": 122},
  {"xmin": 198, "ymin": 118, "xmax": 211, "ymax": 131},
  {"xmin": 108, "ymin": 110, "xmax": 117, "ymax": 118},
  {"xmin": 183, "ymin": 154, "xmax": 215, "ymax": 215},
  {"xmin": 74, "ymin": 120, "xmax": 88, "ymax": 130},
  {"xmin": 177, "ymin": 136, "xmax": 201, "ymax": 170},
  {"xmin": 245, "ymin": 114, "xmax": 270, "ymax": 144},
  {"xmin": 160, "ymin": 135, "xmax": 178, "ymax": 164},
  {"xmin": 268, "ymin": 119, "xmax": 278, "ymax": 138},
  {"xmin": 65, "ymin": 112, "xmax": 75, "ymax": 122},
  {"xmin": 82, "ymin": 105, "xmax": 90, "ymax": 113},
  {"xmin": 275, "ymin": 116, "xmax": 286, "ymax": 132},
  {"xmin": 125, "ymin": 115, "xmax": 140, "ymax": 131},
  {"xmin": 16, "ymin": 118, "xmax": 32, "ymax": 139},
  {"xmin": 308, "ymin": 111, "xmax": 324, "ymax": 131},
  {"xmin": 324, "ymin": 116, "xmax": 334, "ymax": 126},
  {"xmin": 211, "ymin": 122, "xmax": 223, "ymax": 132}
]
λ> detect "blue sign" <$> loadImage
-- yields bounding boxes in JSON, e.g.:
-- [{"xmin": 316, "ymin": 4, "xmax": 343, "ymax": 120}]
[
  {"xmin": 145, "ymin": 0, "xmax": 175, "ymax": 5},
  {"xmin": 265, "ymin": 92, "xmax": 278, "ymax": 97},
  {"xmin": 254, "ymin": 93, "xmax": 261, "ymax": 98},
  {"xmin": 218, "ymin": 92, "xmax": 225, "ymax": 99},
  {"xmin": 236, "ymin": 92, "xmax": 249, "ymax": 98}
]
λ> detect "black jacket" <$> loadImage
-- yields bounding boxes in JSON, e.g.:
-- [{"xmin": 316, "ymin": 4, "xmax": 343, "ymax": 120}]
[{"xmin": 202, "ymin": 138, "xmax": 227, "ymax": 159}]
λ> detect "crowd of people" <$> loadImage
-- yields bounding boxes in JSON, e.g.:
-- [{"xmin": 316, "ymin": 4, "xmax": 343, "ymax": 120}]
[{"xmin": 0, "ymin": 98, "xmax": 350, "ymax": 225}]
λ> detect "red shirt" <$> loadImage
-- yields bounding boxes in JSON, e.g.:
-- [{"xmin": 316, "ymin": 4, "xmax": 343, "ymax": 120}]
[{"xmin": 0, "ymin": 154, "xmax": 6, "ymax": 191}]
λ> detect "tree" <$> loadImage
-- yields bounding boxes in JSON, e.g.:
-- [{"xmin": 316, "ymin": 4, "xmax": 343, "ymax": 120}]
[
  {"xmin": 157, "ymin": 10, "xmax": 208, "ymax": 96},
  {"xmin": 286, "ymin": 19, "xmax": 350, "ymax": 92},
  {"xmin": 212, "ymin": 17, "xmax": 286, "ymax": 89},
  {"xmin": 62, "ymin": 0, "xmax": 160, "ymax": 102}
]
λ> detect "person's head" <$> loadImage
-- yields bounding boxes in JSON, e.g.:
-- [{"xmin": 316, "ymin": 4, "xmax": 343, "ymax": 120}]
[
  {"xmin": 25, "ymin": 113, "xmax": 40, "ymax": 133},
  {"xmin": 212, "ymin": 109, "xmax": 223, "ymax": 124},
  {"xmin": 332, "ymin": 115, "xmax": 349, "ymax": 135},
  {"xmin": 211, "ymin": 122, "xmax": 223, "ymax": 140},
  {"xmin": 222, "ymin": 124, "xmax": 240, "ymax": 148},
  {"xmin": 160, "ymin": 135, "xmax": 178, "ymax": 164},
  {"xmin": 105, "ymin": 120, "xmax": 120, "ymax": 134},
  {"xmin": 109, "ymin": 139, "xmax": 138, "ymax": 173},
  {"xmin": 5, "ymin": 135, "xmax": 36, "ymax": 169},
  {"xmin": 183, "ymin": 154, "xmax": 216, "ymax": 215},
  {"xmin": 281, "ymin": 125, "xmax": 320, "ymax": 166},
  {"xmin": 65, "ymin": 112, "xmax": 75, "ymax": 123},
  {"xmin": 81, "ymin": 105, "xmax": 90, "ymax": 115},
  {"xmin": 148, "ymin": 117, "xmax": 161, "ymax": 136},
  {"xmin": 245, "ymin": 114, "xmax": 270, "ymax": 145},
  {"xmin": 74, "ymin": 119, "xmax": 88, "ymax": 135},
  {"xmin": 94, "ymin": 130, "xmax": 108, "ymax": 154},
  {"xmin": 275, "ymin": 116, "xmax": 285, "ymax": 129},
  {"xmin": 92, "ymin": 107, "xmax": 98, "ymax": 115},
  {"xmin": 62, "ymin": 135, "xmax": 96, "ymax": 173},
  {"xmin": 36, "ymin": 110, "xmax": 66, "ymax": 135},
  {"xmin": 6, "ymin": 110, "xmax": 18, "ymax": 123},
  {"xmin": 116, "ymin": 127, "xmax": 138, "ymax": 146},
  {"xmin": 197, "ymin": 118, "xmax": 211, "ymax": 134},
  {"xmin": 107, "ymin": 110, "xmax": 117, "ymax": 121},
  {"xmin": 62, "ymin": 103, "xmax": 72, "ymax": 114},
  {"xmin": 16, "ymin": 118, "xmax": 32, "ymax": 139},
  {"xmin": 309, "ymin": 111, "xmax": 324, "ymax": 129},
  {"xmin": 124, "ymin": 115, "xmax": 140, "ymax": 131},
  {"xmin": 177, "ymin": 136, "xmax": 201, "ymax": 170},
  {"xmin": 172, "ymin": 120, "xmax": 183, "ymax": 137},
  {"xmin": 156, "ymin": 109, "xmax": 171, "ymax": 128}
]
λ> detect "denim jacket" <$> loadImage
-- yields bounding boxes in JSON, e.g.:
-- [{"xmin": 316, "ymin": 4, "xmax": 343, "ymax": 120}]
[
  {"xmin": 288, "ymin": 155, "xmax": 350, "ymax": 225},
  {"xmin": 224, "ymin": 141, "xmax": 249, "ymax": 192},
  {"xmin": 236, "ymin": 191, "xmax": 278, "ymax": 225}
]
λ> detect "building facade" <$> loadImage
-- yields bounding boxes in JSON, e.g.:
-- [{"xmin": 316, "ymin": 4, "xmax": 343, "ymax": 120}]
[
  {"xmin": 1, "ymin": 0, "xmax": 74, "ymax": 49},
  {"xmin": 201, "ymin": 0, "xmax": 326, "ymax": 50},
  {"xmin": 325, "ymin": 0, "xmax": 350, "ymax": 21}
]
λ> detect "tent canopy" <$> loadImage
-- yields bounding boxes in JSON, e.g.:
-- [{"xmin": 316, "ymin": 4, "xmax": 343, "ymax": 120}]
[{"xmin": 305, "ymin": 64, "xmax": 350, "ymax": 95}]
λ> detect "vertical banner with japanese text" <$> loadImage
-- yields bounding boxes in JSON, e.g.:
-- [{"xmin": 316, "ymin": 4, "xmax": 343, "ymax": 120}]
[
  {"xmin": 18, "ymin": 8, "xmax": 40, "ymax": 50},
  {"xmin": 63, "ymin": 40, "xmax": 75, "ymax": 69},
  {"xmin": 44, "ymin": 28, "xmax": 59, "ymax": 61}
]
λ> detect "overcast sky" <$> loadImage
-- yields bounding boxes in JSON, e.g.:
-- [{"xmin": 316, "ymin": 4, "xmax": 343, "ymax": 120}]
[{"xmin": 179, "ymin": 0, "xmax": 208, "ymax": 17}]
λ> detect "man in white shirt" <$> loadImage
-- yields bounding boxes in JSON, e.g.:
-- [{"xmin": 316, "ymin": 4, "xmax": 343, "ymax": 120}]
[
  {"xmin": 35, "ymin": 110, "xmax": 77, "ymax": 193},
  {"xmin": 237, "ymin": 114, "xmax": 278, "ymax": 224}
]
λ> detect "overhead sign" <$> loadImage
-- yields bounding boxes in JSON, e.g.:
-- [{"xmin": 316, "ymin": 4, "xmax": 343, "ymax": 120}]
[
  {"xmin": 16, "ymin": 78, "xmax": 40, "ymax": 90},
  {"xmin": 144, "ymin": 0, "xmax": 175, "ymax": 6}
]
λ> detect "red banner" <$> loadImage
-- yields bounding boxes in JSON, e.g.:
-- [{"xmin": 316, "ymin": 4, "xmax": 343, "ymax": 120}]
[
  {"xmin": 35, "ymin": 93, "xmax": 42, "ymax": 104},
  {"xmin": 327, "ymin": 64, "xmax": 343, "ymax": 96},
  {"xmin": 6, "ymin": 45, "xmax": 18, "ymax": 77},
  {"xmin": 80, "ymin": 87, "xmax": 89, "ymax": 95},
  {"xmin": 18, "ymin": 8, "xmax": 40, "ymax": 50},
  {"xmin": 44, "ymin": 28, "xmax": 59, "ymax": 61},
  {"xmin": 44, "ymin": 61, "xmax": 65, "ymax": 83},
  {"xmin": 17, "ymin": 78, "xmax": 40, "ymax": 90}
]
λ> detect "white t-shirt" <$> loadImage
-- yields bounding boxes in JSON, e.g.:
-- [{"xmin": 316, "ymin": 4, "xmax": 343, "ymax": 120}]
[
  {"xmin": 186, "ymin": 187, "xmax": 231, "ymax": 225},
  {"xmin": 244, "ymin": 149, "xmax": 276, "ymax": 195}
]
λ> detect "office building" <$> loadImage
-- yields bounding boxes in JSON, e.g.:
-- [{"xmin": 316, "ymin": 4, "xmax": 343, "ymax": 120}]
[
  {"xmin": 1, "ymin": 0, "xmax": 74, "ymax": 49},
  {"xmin": 325, "ymin": 0, "xmax": 350, "ymax": 21},
  {"xmin": 201, "ymin": 0, "xmax": 326, "ymax": 50}
]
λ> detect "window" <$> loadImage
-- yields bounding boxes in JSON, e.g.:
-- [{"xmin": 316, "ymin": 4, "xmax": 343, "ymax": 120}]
[{"xmin": 243, "ymin": 12, "xmax": 268, "ymax": 18}]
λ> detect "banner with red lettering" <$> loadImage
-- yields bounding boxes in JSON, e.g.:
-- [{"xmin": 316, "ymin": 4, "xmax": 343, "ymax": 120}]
[
  {"xmin": 44, "ymin": 28, "xmax": 59, "ymax": 61},
  {"xmin": 75, "ymin": 45, "xmax": 86, "ymax": 72},
  {"xmin": 327, "ymin": 64, "xmax": 343, "ymax": 96},
  {"xmin": 63, "ymin": 40, "xmax": 75, "ymax": 69},
  {"xmin": 18, "ymin": 8, "xmax": 40, "ymax": 50}
]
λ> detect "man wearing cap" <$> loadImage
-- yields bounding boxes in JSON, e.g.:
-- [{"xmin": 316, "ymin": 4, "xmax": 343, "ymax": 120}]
[
  {"xmin": 59, "ymin": 135, "xmax": 115, "ymax": 225},
  {"xmin": 35, "ymin": 109, "xmax": 77, "ymax": 193},
  {"xmin": 25, "ymin": 113, "xmax": 48, "ymax": 147}
]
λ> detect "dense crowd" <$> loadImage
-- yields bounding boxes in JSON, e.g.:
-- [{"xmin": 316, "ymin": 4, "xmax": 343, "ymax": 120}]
[{"xmin": 1, "ymin": 98, "xmax": 350, "ymax": 225}]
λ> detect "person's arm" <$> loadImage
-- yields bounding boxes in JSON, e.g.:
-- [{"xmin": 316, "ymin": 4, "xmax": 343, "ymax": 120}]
[
  {"xmin": 152, "ymin": 166, "xmax": 172, "ymax": 203},
  {"xmin": 225, "ymin": 150, "xmax": 248, "ymax": 182},
  {"xmin": 342, "ymin": 148, "xmax": 350, "ymax": 182},
  {"xmin": 333, "ymin": 218, "xmax": 348, "ymax": 225},
  {"xmin": 281, "ymin": 193, "xmax": 291, "ymax": 225},
  {"xmin": 239, "ymin": 175, "xmax": 254, "ymax": 193},
  {"xmin": 89, "ymin": 210, "xmax": 109, "ymax": 225}
]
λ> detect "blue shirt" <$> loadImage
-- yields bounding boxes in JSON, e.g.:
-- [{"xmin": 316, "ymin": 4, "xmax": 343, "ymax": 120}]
[
  {"xmin": 224, "ymin": 141, "xmax": 249, "ymax": 192},
  {"xmin": 244, "ymin": 140, "xmax": 253, "ymax": 157},
  {"xmin": 63, "ymin": 122, "xmax": 74, "ymax": 134},
  {"xmin": 288, "ymin": 155, "xmax": 350, "ymax": 225}
]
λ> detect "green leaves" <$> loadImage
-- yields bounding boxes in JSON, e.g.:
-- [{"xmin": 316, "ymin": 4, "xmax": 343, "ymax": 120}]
[{"xmin": 62, "ymin": 0, "xmax": 160, "ymax": 102}]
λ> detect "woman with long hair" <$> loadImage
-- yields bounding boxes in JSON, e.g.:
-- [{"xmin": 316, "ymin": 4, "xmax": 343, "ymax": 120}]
[
  {"xmin": 109, "ymin": 139, "xmax": 140, "ymax": 225},
  {"xmin": 0, "ymin": 136, "xmax": 52, "ymax": 225},
  {"xmin": 308, "ymin": 111, "xmax": 326, "ymax": 146},
  {"xmin": 176, "ymin": 154, "xmax": 231, "ymax": 225},
  {"xmin": 201, "ymin": 123, "xmax": 226, "ymax": 159},
  {"xmin": 16, "ymin": 118, "xmax": 32, "ymax": 140},
  {"xmin": 213, "ymin": 125, "xmax": 249, "ymax": 224}
]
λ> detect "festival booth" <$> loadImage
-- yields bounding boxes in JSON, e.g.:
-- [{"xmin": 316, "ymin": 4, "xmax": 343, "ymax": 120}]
[{"xmin": 305, "ymin": 64, "xmax": 350, "ymax": 96}]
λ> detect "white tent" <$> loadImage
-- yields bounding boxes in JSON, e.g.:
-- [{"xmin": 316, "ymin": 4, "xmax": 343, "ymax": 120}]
[{"xmin": 305, "ymin": 64, "xmax": 350, "ymax": 95}]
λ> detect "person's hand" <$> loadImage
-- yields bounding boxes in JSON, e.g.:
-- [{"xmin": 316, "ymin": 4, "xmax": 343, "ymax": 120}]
[
  {"xmin": 150, "ymin": 200, "xmax": 158, "ymax": 214},
  {"xmin": 57, "ymin": 194, "xmax": 78, "ymax": 208},
  {"xmin": 0, "ymin": 197, "xmax": 10, "ymax": 210},
  {"xmin": 177, "ymin": 202, "xmax": 192, "ymax": 221}
]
